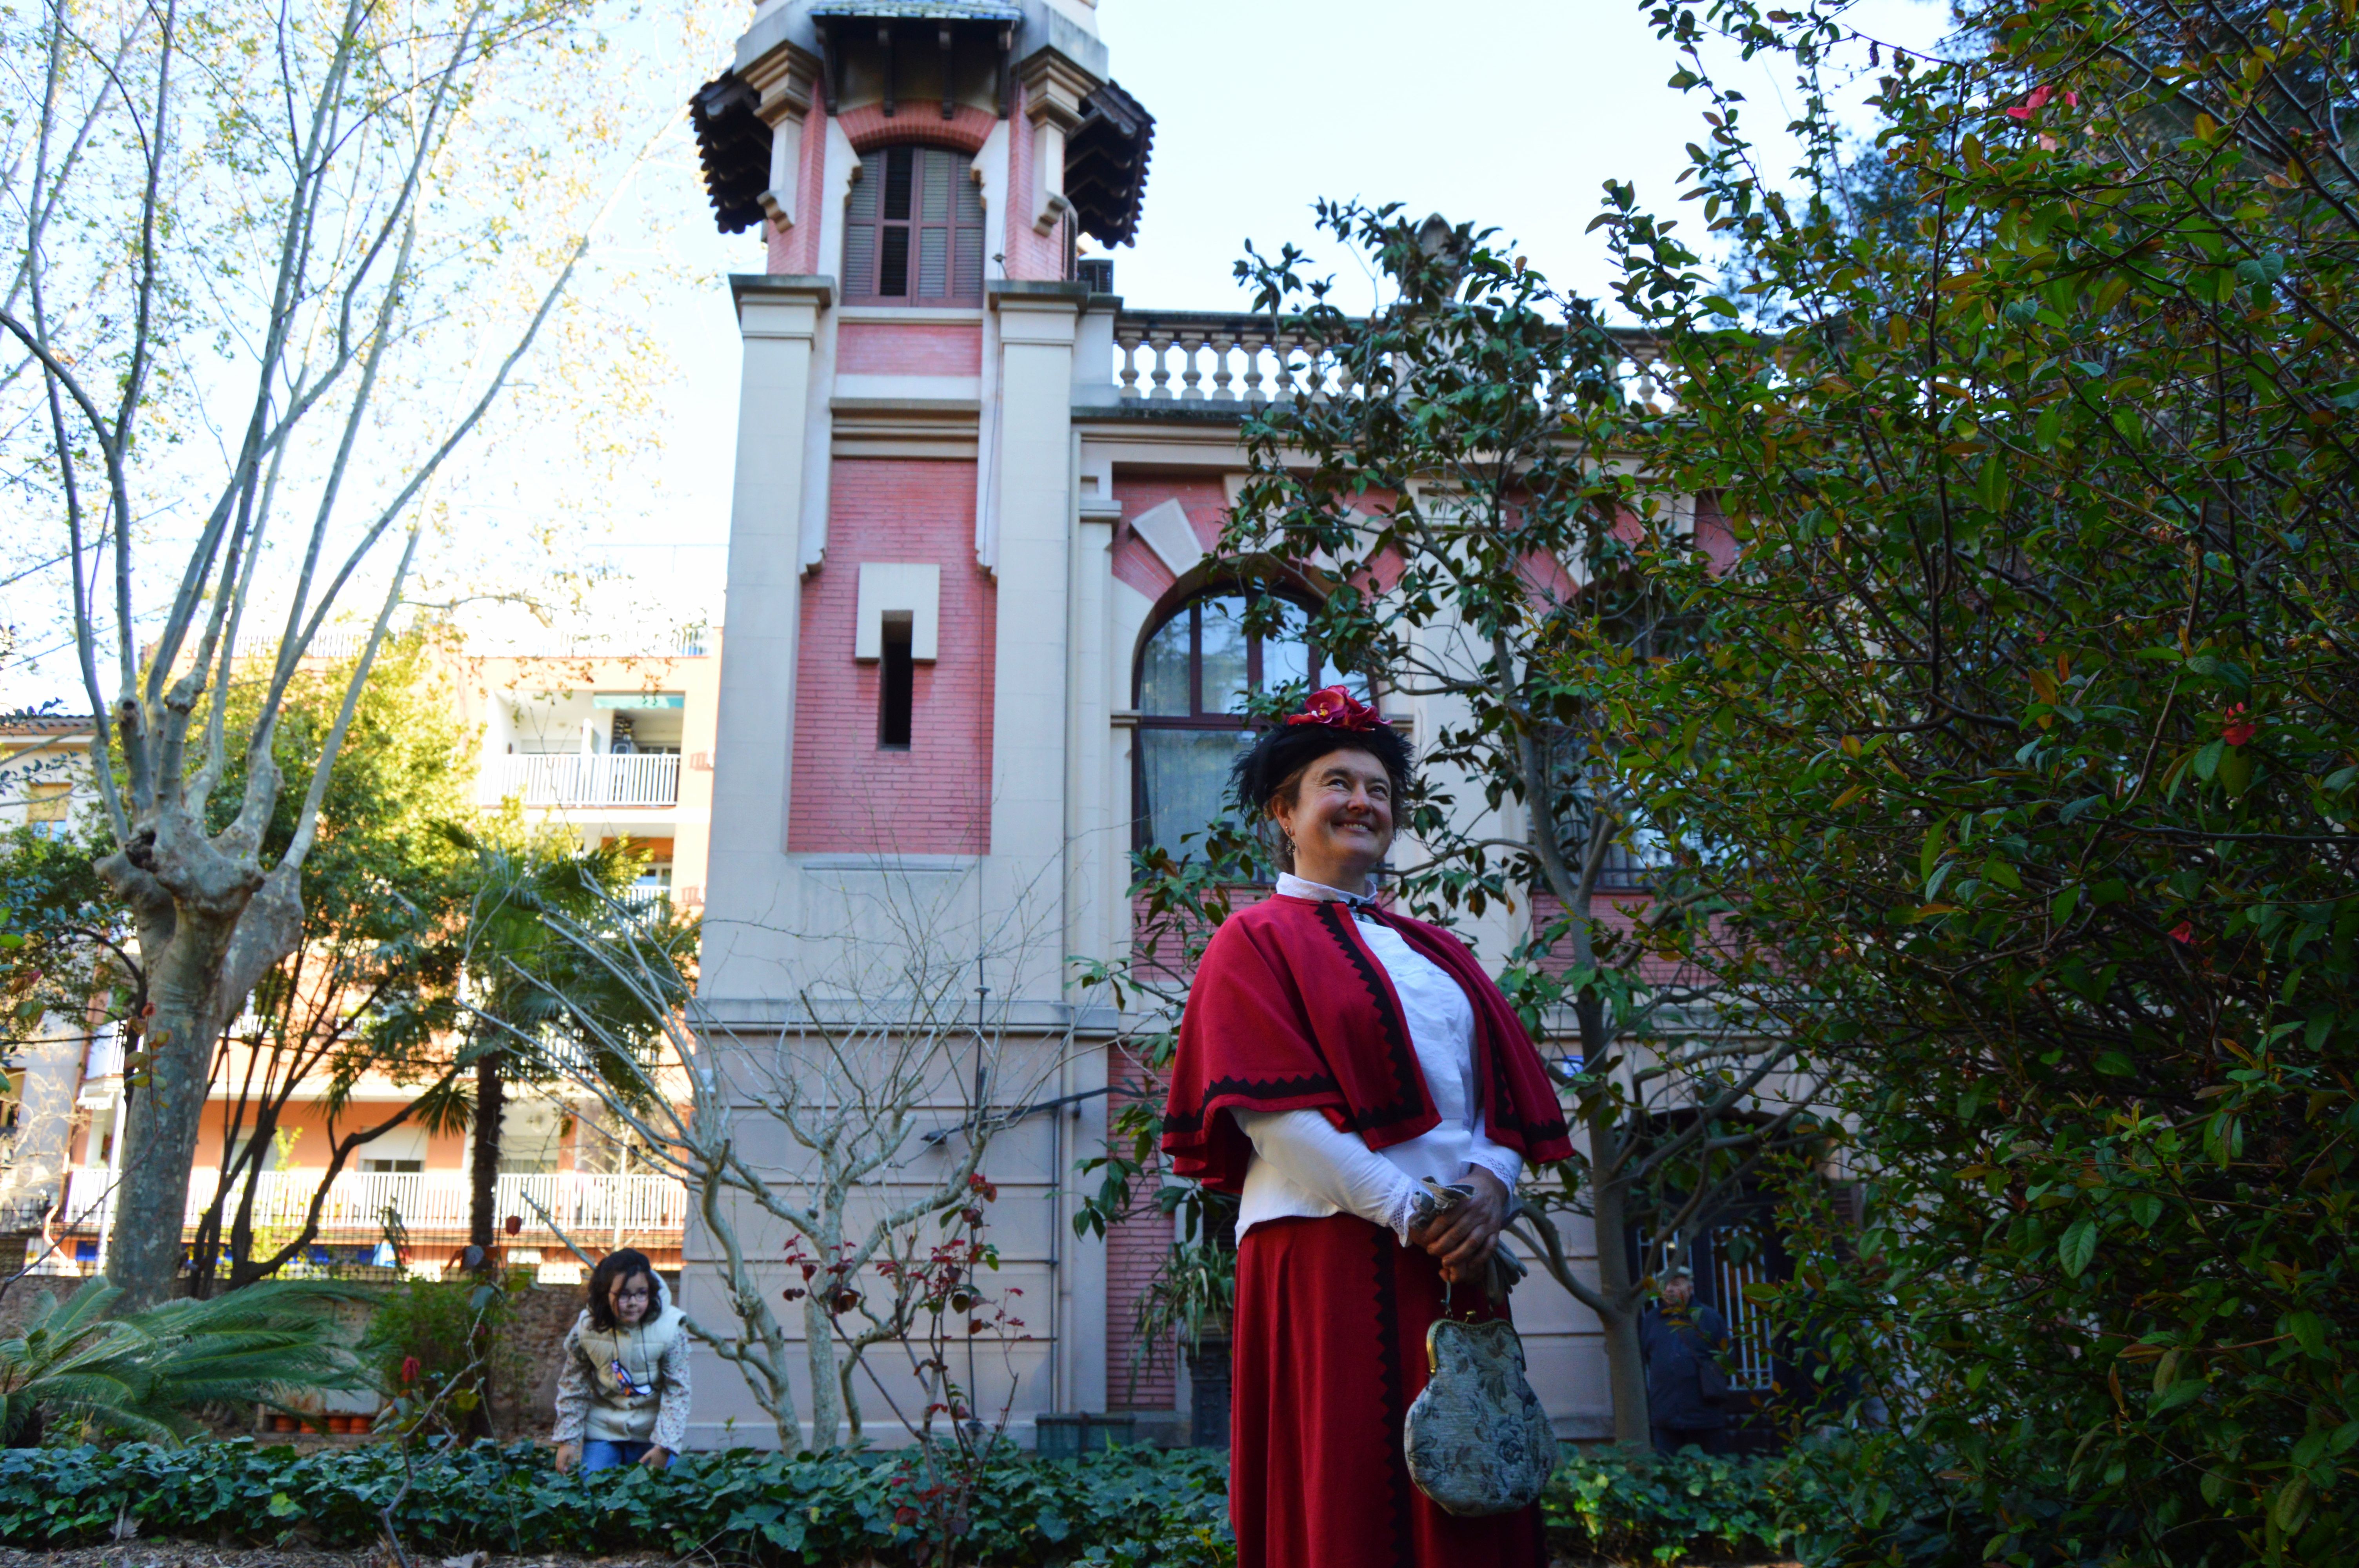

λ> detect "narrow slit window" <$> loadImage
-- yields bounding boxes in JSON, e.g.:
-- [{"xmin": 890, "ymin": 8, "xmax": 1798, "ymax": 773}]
[{"xmin": 879, "ymin": 613, "xmax": 914, "ymax": 749}]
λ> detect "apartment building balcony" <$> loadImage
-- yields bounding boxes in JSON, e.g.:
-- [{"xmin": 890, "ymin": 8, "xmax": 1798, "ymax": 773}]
[
  {"xmin": 51, "ymin": 1167, "xmax": 689, "ymax": 1274},
  {"xmin": 493, "ymin": 752, "xmax": 680, "ymax": 809}
]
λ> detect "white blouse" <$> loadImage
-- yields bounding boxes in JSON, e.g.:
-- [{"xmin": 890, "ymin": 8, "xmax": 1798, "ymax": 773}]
[{"xmin": 1233, "ymin": 874, "xmax": 1523, "ymax": 1243}]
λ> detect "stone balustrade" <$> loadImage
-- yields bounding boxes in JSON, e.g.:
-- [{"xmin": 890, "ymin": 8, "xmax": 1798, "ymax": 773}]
[{"xmin": 1107, "ymin": 310, "xmax": 1667, "ymax": 408}]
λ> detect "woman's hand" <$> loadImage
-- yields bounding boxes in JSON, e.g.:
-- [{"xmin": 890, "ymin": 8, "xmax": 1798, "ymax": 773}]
[
  {"xmin": 1410, "ymin": 1166, "xmax": 1510, "ymax": 1285},
  {"xmin": 641, "ymin": 1445, "xmax": 672, "ymax": 1471},
  {"xmin": 553, "ymin": 1442, "xmax": 580, "ymax": 1474}
]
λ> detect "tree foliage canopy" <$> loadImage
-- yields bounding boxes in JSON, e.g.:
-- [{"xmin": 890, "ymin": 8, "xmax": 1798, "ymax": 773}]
[{"xmin": 1583, "ymin": 0, "xmax": 2359, "ymax": 1558}]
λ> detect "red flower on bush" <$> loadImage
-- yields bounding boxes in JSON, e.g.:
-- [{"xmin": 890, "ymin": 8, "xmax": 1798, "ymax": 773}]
[
  {"xmin": 2168, "ymin": 921, "xmax": 2195, "ymax": 945},
  {"xmin": 2005, "ymin": 84, "xmax": 2079, "ymax": 119},
  {"xmin": 401, "ymin": 1356, "xmax": 421, "ymax": 1384},
  {"xmin": 2222, "ymin": 704, "xmax": 2255, "ymax": 747}
]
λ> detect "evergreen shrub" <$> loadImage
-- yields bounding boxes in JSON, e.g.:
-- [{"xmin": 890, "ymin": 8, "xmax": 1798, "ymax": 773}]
[{"xmin": 0, "ymin": 1440, "xmax": 1804, "ymax": 1564}]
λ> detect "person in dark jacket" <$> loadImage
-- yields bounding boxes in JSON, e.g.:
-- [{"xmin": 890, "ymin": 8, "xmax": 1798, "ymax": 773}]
[{"xmin": 1639, "ymin": 1266, "xmax": 1732, "ymax": 1454}]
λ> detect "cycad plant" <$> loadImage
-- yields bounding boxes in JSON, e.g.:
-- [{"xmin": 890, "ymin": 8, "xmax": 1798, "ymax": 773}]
[{"xmin": 0, "ymin": 1278, "xmax": 367, "ymax": 1445}]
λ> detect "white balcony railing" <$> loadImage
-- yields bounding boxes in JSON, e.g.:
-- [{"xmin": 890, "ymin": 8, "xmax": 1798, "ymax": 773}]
[
  {"xmin": 58, "ymin": 1167, "xmax": 688, "ymax": 1238},
  {"xmin": 494, "ymin": 752, "xmax": 680, "ymax": 808}
]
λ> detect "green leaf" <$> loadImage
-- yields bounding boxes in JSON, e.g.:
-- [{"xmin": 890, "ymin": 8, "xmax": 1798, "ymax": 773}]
[
  {"xmin": 2059, "ymin": 1216, "xmax": 2098, "ymax": 1278},
  {"xmin": 2285, "ymin": 1310, "xmax": 2327, "ymax": 1359}
]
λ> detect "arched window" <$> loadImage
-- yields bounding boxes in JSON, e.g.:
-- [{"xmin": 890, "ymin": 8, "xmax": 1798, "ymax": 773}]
[
  {"xmin": 843, "ymin": 145, "xmax": 985, "ymax": 306},
  {"xmin": 1132, "ymin": 591, "xmax": 1369, "ymax": 858}
]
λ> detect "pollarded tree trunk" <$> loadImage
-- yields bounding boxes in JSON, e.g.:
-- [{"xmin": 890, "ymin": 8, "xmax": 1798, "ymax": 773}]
[{"xmin": 100, "ymin": 834, "xmax": 304, "ymax": 1309}]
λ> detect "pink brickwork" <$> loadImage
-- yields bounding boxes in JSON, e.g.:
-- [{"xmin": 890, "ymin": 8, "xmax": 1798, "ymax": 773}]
[
  {"xmin": 1695, "ymin": 492, "xmax": 1737, "ymax": 572},
  {"xmin": 1110, "ymin": 478, "xmax": 1229, "ymax": 599},
  {"xmin": 1000, "ymin": 83, "xmax": 1066, "ymax": 283},
  {"xmin": 766, "ymin": 103, "xmax": 832, "ymax": 276},
  {"xmin": 786, "ymin": 460, "xmax": 995, "ymax": 854},
  {"xmin": 837, "ymin": 321, "xmax": 983, "ymax": 376},
  {"xmin": 1103, "ymin": 1060, "xmax": 1177, "ymax": 1411},
  {"xmin": 1530, "ymin": 889, "xmax": 1704, "ymax": 989},
  {"xmin": 836, "ymin": 102, "xmax": 996, "ymax": 156}
]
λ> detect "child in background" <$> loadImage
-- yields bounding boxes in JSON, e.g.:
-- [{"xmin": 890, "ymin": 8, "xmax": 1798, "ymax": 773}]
[{"xmin": 552, "ymin": 1248, "xmax": 691, "ymax": 1472}]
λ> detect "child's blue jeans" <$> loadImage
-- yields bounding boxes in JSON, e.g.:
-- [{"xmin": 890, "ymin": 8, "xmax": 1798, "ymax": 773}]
[{"xmin": 582, "ymin": 1439, "xmax": 651, "ymax": 1472}]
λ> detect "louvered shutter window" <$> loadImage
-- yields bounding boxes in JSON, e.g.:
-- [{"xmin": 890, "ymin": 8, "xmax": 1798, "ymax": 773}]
[{"xmin": 844, "ymin": 145, "xmax": 985, "ymax": 306}]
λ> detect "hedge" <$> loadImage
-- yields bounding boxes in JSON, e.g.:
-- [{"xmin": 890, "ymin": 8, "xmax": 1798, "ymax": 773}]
[{"xmin": 0, "ymin": 1439, "xmax": 1795, "ymax": 1564}]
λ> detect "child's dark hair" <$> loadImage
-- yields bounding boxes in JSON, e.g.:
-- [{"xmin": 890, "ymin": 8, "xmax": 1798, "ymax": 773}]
[{"xmin": 586, "ymin": 1248, "xmax": 658, "ymax": 1332}]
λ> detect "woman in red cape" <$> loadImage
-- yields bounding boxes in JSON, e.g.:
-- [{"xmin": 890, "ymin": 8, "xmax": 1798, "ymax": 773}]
[{"xmin": 1162, "ymin": 687, "xmax": 1572, "ymax": 1568}]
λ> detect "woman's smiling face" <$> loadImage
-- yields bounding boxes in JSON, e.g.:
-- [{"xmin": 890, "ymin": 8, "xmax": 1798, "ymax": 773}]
[{"xmin": 1272, "ymin": 746, "xmax": 1396, "ymax": 889}]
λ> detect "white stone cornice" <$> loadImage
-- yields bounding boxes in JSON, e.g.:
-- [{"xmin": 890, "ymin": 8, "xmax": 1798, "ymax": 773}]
[
  {"xmin": 742, "ymin": 41, "xmax": 821, "ymax": 230},
  {"xmin": 1016, "ymin": 47, "xmax": 1098, "ymax": 234},
  {"xmin": 731, "ymin": 274, "xmax": 831, "ymax": 339}
]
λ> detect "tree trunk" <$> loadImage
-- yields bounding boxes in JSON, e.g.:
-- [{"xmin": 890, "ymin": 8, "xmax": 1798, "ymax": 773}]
[
  {"xmin": 804, "ymin": 1277, "xmax": 842, "ymax": 1450},
  {"xmin": 470, "ymin": 1048, "xmax": 503, "ymax": 1254},
  {"xmin": 1589, "ymin": 1154, "xmax": 1652, "ymax": 1448},
  {"xmin": 104, "ymin": 907, "xmax": 234, "ymax": 1308},
  {"xmin": 1578, "ymin": 995, "xmax": 1653, "ymax": 1448},
  {"xmin": 465, "ymin": 1049, "xmax": 504, "ymax": 1441},
  {"xmin": 99, "ymin": 839, "xmax": 304, "ymax": 1310}
]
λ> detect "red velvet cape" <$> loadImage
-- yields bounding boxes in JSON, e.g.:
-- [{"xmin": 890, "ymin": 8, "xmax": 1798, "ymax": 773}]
[{"xmin": 1161, "ymin": 894, "xmax": 1572, "ymax": 1191}]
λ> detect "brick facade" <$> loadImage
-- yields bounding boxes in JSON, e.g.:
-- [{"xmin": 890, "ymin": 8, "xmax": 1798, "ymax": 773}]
[
  {"xmin": 1110, "ymin": 477, "xmax": 1228, "ymax": 602},
  {"xmin": 786, "ymin": 459, "xmax": 995, "ymax": 854},
  {"xmin": 1000, "ymin": 80, "xmax": 1065, "ymax": 283},
  {"xmin": 838, "ymin": 320, "xmax": 983, "ymax": 376},
  {"xmin": 1103, "ymin": 1061, "xmax": 1176, "ymax": 1411}
]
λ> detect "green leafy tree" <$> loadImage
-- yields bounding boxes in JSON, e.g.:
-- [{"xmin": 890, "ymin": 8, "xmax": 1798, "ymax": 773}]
[
  {"xmin": 188, "ymin": 632, "xmax": 479, "ymax": 1290},
  {"xmin": 1576, "ymin": 0, "xmax": 2359, "ymax": 1557},
  {"xmin": 2, "ymin": 0, "xmax": 714, "ymax": 1310}
]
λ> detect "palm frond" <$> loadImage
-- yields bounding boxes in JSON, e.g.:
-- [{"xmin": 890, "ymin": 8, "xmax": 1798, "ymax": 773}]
[{"xmin": 0, "ymin": 1278, "xmax": 373, "ymax": 1446}]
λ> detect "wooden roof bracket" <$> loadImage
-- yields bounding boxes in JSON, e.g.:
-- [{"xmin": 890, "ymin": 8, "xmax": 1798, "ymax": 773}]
[{"xmin": 814, "ymin": 19, "xmax": 842, "ymax": 114}]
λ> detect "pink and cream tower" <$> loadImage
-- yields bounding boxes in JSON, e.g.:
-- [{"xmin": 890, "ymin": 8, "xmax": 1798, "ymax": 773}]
[{"xmin": 686, "ymin": 0, "xmax": 1624, "ymax": 1448}]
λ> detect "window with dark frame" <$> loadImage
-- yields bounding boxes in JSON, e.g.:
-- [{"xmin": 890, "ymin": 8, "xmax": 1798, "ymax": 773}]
[
  {"xmin": 1131, "ymin": 590, "xmax": 1370, "ymax": 859},
  {"xmin": 842, "ymin": 145, "xmax": 986, "ymax": 306},
  {"xmin": 878, "ymin": 613, "xmax": 915, "ymax": 750}
]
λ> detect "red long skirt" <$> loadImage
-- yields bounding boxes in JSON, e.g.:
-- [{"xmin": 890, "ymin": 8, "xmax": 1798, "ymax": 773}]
[{"xmin": 1230, "ymin": 1214, "xmax": 1549, "ymax": 1568}]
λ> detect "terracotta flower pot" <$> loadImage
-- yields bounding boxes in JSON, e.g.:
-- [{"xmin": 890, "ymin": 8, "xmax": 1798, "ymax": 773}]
[{"xmin": 272, "ymin": 1415, "xmax": 298, "ymax": 1433}]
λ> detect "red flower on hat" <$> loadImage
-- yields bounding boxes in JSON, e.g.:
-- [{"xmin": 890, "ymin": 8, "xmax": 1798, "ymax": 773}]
[{"xmin": 1285, "ymin": 686, "xmax": 1383, "ymax": 732}]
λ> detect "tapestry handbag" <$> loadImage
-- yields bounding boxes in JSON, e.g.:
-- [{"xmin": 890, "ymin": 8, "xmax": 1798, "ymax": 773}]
[{"xmin": 1399, "ymin": 1182, "xmax": 1559, "ymax": 1517}]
